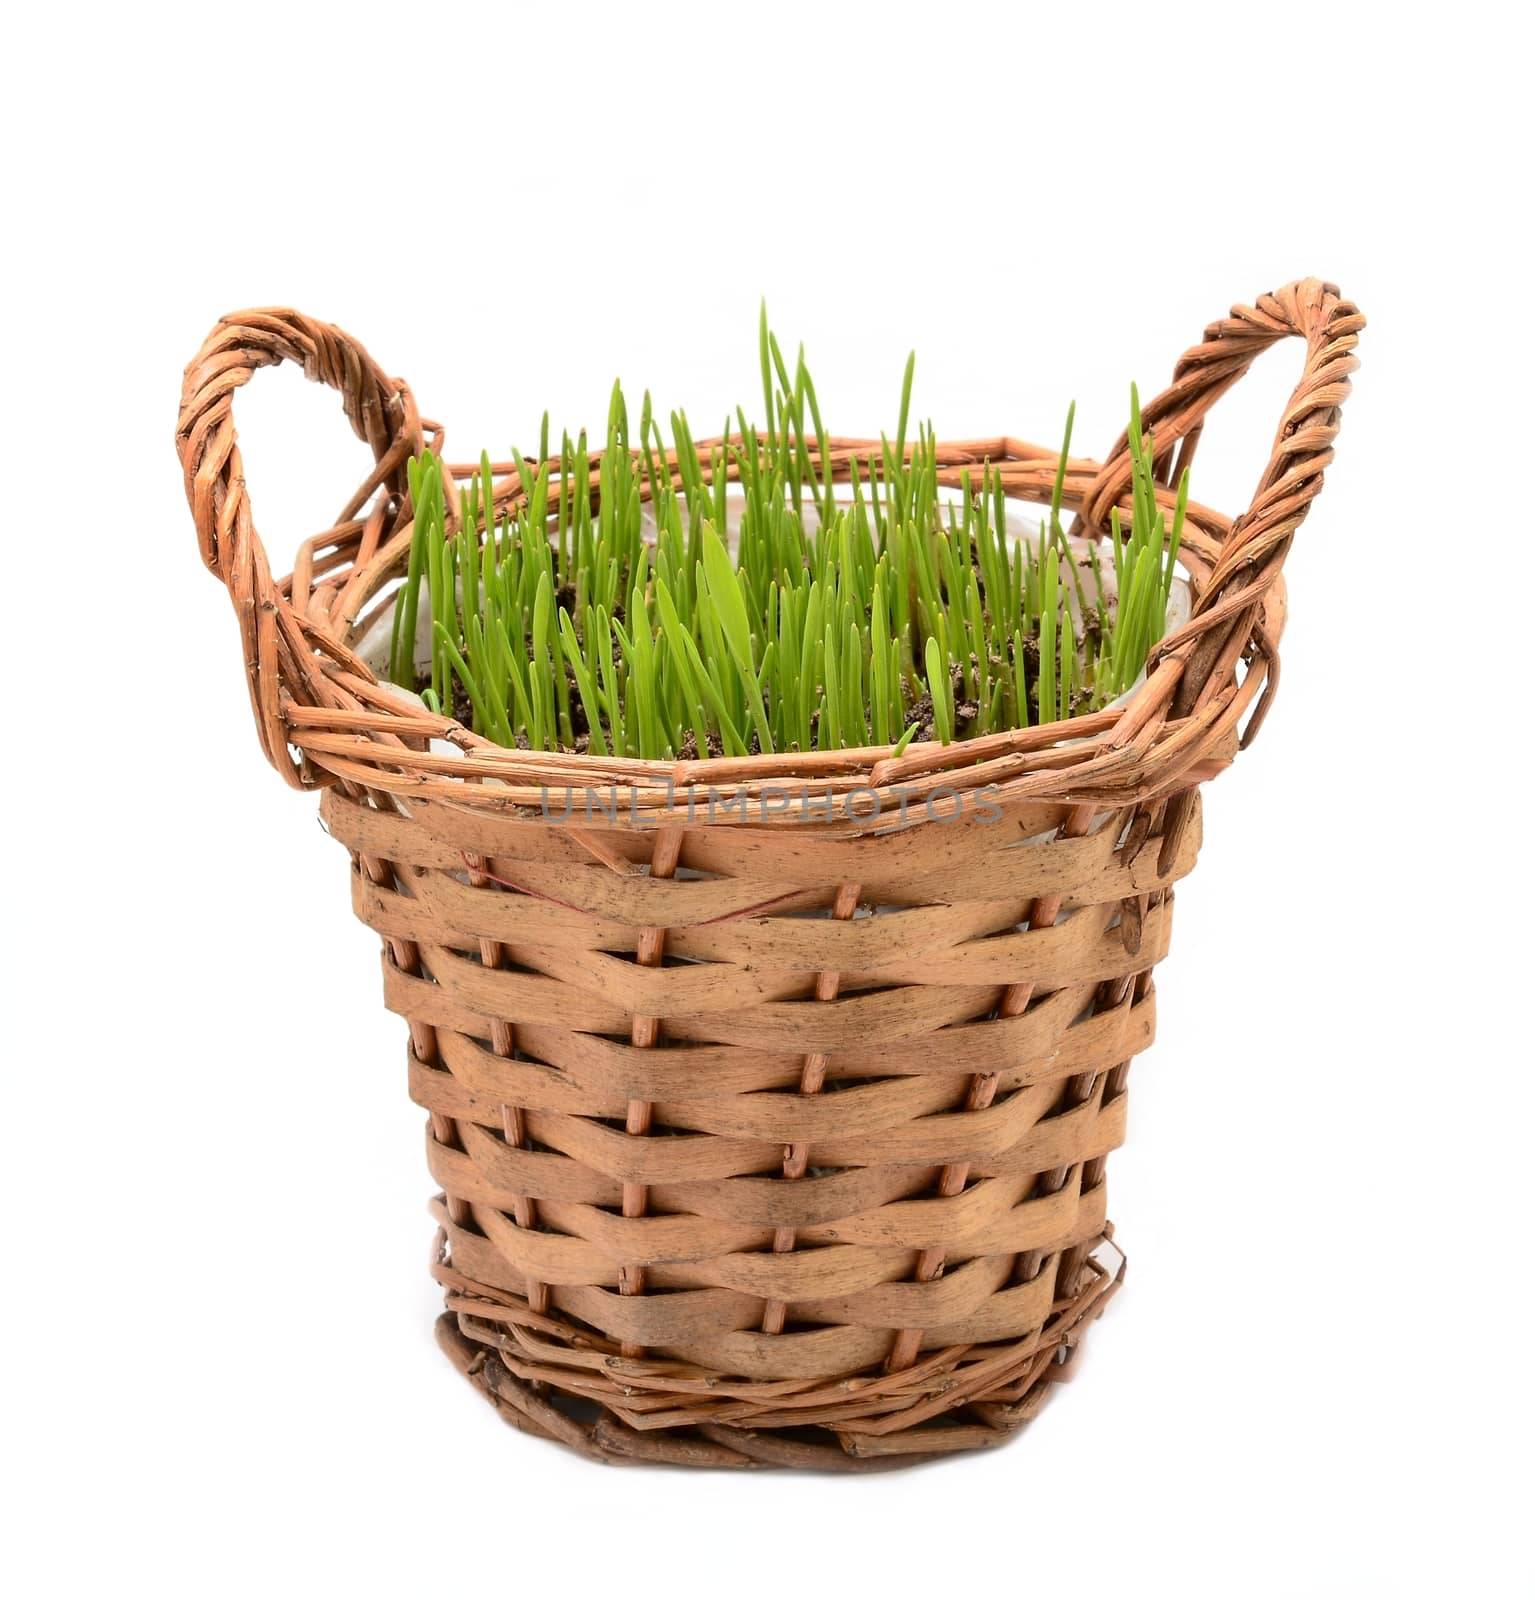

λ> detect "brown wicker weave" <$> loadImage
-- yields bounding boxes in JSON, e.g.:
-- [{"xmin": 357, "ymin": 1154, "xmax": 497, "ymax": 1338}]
[{"xmin": 177, "ymin": 280, "xmax": 1361, "ymax": 1468}]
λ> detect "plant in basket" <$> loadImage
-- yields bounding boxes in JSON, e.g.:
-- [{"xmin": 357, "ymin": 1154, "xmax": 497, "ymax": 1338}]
[
  {"xmin": 177, "ymin": 280, "xmax": 1361, "ymax": 1468},
  {"xmin": 369, "ymin": 313, "xmax": 1185, "ymax": 763}
]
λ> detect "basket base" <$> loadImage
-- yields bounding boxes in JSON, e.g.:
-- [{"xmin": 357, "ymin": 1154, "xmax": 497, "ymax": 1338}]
[{"xmin": 434, "ymin": 1231, "xmax": 1125, "ymax": 1470}]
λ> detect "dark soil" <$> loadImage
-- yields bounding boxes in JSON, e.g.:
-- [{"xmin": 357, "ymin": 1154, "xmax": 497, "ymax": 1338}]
[{"xmin": 676, "ymin": 730, "xmax": 726, "ymax": 761}]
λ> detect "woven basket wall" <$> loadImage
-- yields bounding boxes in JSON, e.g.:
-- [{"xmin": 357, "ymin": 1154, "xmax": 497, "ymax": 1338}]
[{"xmin": 177, "ymin": 281, "xmax": 1361, "ymax": 1468}]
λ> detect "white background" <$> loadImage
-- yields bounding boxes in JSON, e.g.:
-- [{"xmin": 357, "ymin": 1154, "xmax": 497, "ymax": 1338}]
[{"xmin": 5, "ymin": 4, "xmax": 1529, "ymax": 1596}]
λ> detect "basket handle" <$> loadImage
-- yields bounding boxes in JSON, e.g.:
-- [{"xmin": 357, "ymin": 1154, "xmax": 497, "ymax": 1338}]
[
  {"xmin": 176, "ymin": 309, "xmax": 423, "ymax": 786},
  {"xmin": 1084, "ymin": 278, "xmax": 1363, "ymax": 737}
]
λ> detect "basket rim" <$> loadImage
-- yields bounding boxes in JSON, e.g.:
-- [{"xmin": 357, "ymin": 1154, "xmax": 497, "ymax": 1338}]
[{"xmin": 313, "ymin": 461, "xmax": 1249, "ymax": 818}]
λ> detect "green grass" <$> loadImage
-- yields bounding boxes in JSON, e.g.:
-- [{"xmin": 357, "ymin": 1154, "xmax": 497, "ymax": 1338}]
[{"xmin": 386, "ymin": 309, "xmax": 1186, "ymax": 759}]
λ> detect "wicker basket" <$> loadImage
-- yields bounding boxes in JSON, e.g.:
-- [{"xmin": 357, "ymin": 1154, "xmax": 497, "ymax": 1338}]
[{"xmin": 176, "ymin": 280, "xmax": 1361, "ymax": 1468}]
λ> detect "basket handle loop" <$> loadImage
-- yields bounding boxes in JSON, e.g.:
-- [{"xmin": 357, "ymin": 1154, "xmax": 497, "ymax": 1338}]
[
  {"xmin": 1084, "ymin": 278, "xmax": 1363, "ymax": 734},
  {"xmin": 176, "ymin": 309, "xmax": 423, "ymax": 787}
]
